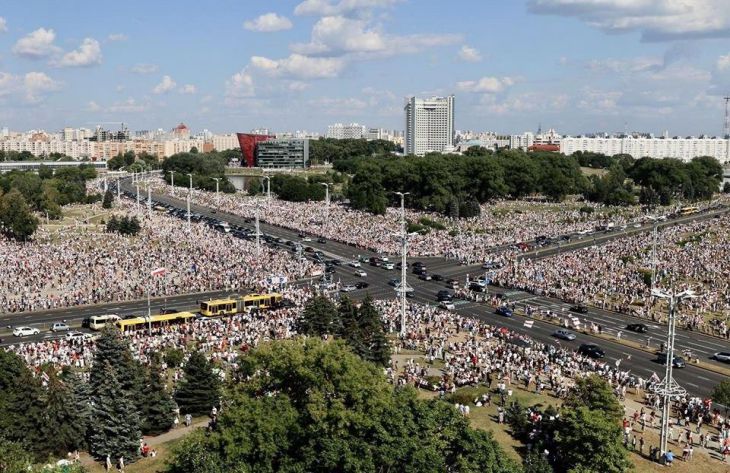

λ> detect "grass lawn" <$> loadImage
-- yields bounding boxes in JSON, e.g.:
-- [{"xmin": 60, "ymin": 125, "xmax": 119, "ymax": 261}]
[{"xmin": 81, "ymin": 437, "xmax": 181, "ymax": 473}]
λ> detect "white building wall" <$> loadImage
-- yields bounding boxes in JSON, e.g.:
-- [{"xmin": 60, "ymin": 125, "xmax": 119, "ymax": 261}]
[
  {"xmin": 560, "ymin": 136, "xmax": 730, "ymax": 163},
  {"xmin": 405, "ymin": 95, "xmax": 454, "ymax": 155}
]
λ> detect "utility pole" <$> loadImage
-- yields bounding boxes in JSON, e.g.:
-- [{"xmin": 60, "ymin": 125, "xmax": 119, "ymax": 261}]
[
  {"xmin": 169, "ymin": 170, "xmax": 175, "ymax": 195},
  {"xmin": 724, "ymin": 96, "xmax": 730, "ymax": 138},
  {"xmin": 116, "ymin": 178, "xmax": 121, "ymax": 200},
  {"xmin": 186, "ymin": 193, "xmax": 191, "ymax": 232},
  {"xmin": 651, "ymin": 286, "xmax": 695, "ymax": 458},
  {"xmin": 649, "ymin": 222, "xmax": 659, "ymax": 321},
  {"xmin": 212, "ymin": 177, "xmax": 220, "ymax": 195},
  {"xmin": 262, "ymin": 176, "xmax": 271, "ymax": 200},
  {"xmin": 394, "ymin": 192, "xmax": 412, "ymax": 336},
  {"xmin": 136, "ymin": 184, "xmax": 140, "ymax": 207},
  {"xmin": 320, "ymin": 183, "xmax": 330, "ymax": 206},
  {"xmin": 187, "ymin": 173, "xmax": 193, "ymax": 194},
  {"xmin": 147, "ymin": 185, "xmax": 152, "ymax": 218},
  {"xmin": 255, "ymin": 200, "xmax": 261, "ymax": 257}
]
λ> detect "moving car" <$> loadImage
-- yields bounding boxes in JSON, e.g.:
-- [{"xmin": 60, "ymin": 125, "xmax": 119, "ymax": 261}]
[
  {"xmin": 626, "ymin": 323, "xmax": 649, "ymax": 333},
  {"xmin": 577, "ymin": 343, "xmax": 605, "ymax": 359},
  {"xmin": 439, "ymin": 301, "xmax": 455, "ymax": 311},
  {"xmin": 569, "ymin": 305, "xmax": 589, "ymax": 314},
  {"xmin": 317, "ymin": 237, "xmax": 327, "ymax": 243},
  {"xmin": 13, "ymin": 326, "xmax": 39, "ymax": 337},
  {"xmin": 553, "ymin": 329, "xmax": 576, "ymax": 341},
  {"xmin": 431, "ymin": 274, "xmax": 444, "ymax": 281},
  {"xmin": 355, "ymin": 282, "xmax": 370, "ymax": 289},
  {"xmin": 446, "ymin": 279, "xmax": 459, "ymax": 289},
  {"xmin": 349, "ymin": 260, "xmax": 362, "ymax": 268},
  {"xmin": 436, "ymin": 290, "xmax": 453, "ymax": 302},
  {"xmin": 51, "ymin": 322, "xmax": 70, "ymax": 332},
  {"xmin": 712, "ymin": 352, "xmax": 730, "ymax": 363},
  {"xmin": 656, "ymin": 353, "xmax": 686, "ymax": 368},
  {"xmin": 383, "ymin": 262, "xmax": 395, "ymax": 270},
  {"xmin": 418, "ymin": 272, "xmax": 432, "ymax": 281},
  {"xmin": 340, "ymin": 284, "xmax": 357, "ymax": 293},
  {"xmin": 301, "ymin": 236, "xmax": 312, "ymax": 242},
  {"xmin": 495, "ymin": 306, "xmax": 513, "ymax": 317},
  {"xmin": 354, "ymin": 269, "xmax": 367, "ymax": 277}
]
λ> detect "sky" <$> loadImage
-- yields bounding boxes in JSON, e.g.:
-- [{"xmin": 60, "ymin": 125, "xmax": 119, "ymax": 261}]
[{"xmin": 1, "ymin": 0, "xmax": 729, "ymax": 136}]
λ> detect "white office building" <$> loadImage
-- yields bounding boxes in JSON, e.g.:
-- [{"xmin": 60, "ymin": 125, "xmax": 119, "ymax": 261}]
[
  {"xmin": 560, "ymin": 135, "xmax": 730, "ymax": 163},
  {"xmin": 404, "ymin": 95, "xmax": 455, "ymax": 156},
  {"xmin": 326, "ymin": 123, "xmax": 367, "ymax": 139}
]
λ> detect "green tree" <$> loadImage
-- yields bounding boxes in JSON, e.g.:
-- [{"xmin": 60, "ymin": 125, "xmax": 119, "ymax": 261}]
[
  {"xmin": 352, "ymin": 296, "xmax": 391, "ymax": 366},
  {"xmin": 90, "ymin": 326, "xmax": 144, "ymax": 397},
  {"xmin": 0, "ymin": 189, "xmax": 39, "ymax": 240},
  {"xmin": 563, "ymin": 374, "xmax": 623, "ymax": 423},
  {"xmin": 42, "ymin": 372, "xmax": 89, "ymax": 455},
  {"xmin": 0, "ymin": 437, "xmax": 34, "ymax": 473},
  {"xmin": 139, "ymin": 363, "xmax": 177, "ymax": 435},
  {"xmin": 0, "ymin": 351, "xmax": 46, "ymax": 457},
  {"xmin": 174, "ymin": 351, "xmax": 221, "ymax": 416},
  {"xmin": 711, "ymin": 380, "xmax": 730, "ymax": 412},
  {"xmin": 297, "ymin": 295, "xmax": 339, "ymax": 336},
  {"xmin": 88, "ymin": 361, "xmax": 142, "ymax": 462},
  {"xmin": 102, "ymin": 189, "xmax": 114, "ymax": 209},
  {"xmin": 107, "ymin": 153, "xmax": 127, "ymax": 171},
  {"xmin": 347, "ymin": 168, "xmax": 387, "ymax": 215}
]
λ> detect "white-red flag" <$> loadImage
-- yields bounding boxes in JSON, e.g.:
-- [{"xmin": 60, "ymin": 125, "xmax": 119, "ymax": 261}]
[{"xmin": 150, "ymin": 267, "xmax": 167, "ymax": 277}]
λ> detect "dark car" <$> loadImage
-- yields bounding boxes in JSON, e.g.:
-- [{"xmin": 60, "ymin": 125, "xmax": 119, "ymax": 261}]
[
  {"xmin": 369, "ymin": 257, "xmax": 382, "ymax": 267},
  {"xmin": 656, "ymin": 352, "xmax": 686, "ymax": 368},
  {"xmin": 81, "ymin": 317, "xmax": 91, "ymax": 328},
  {"xmin": 396, "ymin": 262, "xmax": 409, "ymax": 269},
  {"xmin": 412, "ymin": 261, "xmax": 425, "ymax": 269},
  {"xmin": 495, "ymin": 306, "xmax": 513, "ymax": 317},
  {"xmin": 406, "ymin": 292, "xmax": 415, "ymax": 299},
  {"xmin": 413, "ymin": 267, "xmax": 427, "ymax": 275},
  {"xmin": 418, "ymin": 272, "xmax": 432, "ymax": 281},
  {"xmin": 328, "ymin": 259, "xmax": 342, "ymax": 266},
  {"xmin": 569, "ymin": 305, "xmax": 589, "ymax": 314},
  {"xmin": 436, "ymin": 290, "xmax": 453, "ymax": 302},
  {"xmin": 325, "ymin": 266, "xmax": 336, "ymax": 273},
  {"xmin": 626, "ymin": 323, "xmax": 649, "ymax": 333},
  {"xmin": 431, "ymin": 274, "xmax": 444, "ymax": 281},
  {"xmin": 317, "ymin": 237, "xmax": 327, "ymax": 244},
  {"xmin": 304, "ymin": 246, "xmax": 314, "ymax": 253},
  {"xmin": 355, "ymin": 282, "xmax": 369, "ymax": 289},
  {"xmin": 446, "ymin": 278, "xmax": 459, "ymax": 289},
  {"xmin": 577, "ymin": 343, "xmax": 605, "ymax": 359},
  {"xmin": 469, "ymin": 282, "xmax": 486, "ymax": 292}
]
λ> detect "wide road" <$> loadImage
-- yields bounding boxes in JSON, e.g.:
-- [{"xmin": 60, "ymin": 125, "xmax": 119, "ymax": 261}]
[{"xmin": 2, "ymin": 178, "xmax": 728, "ymax": 398}]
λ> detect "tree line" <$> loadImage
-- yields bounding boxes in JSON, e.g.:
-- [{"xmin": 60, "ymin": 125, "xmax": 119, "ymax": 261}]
[
  {"xmin": 309, "ymin": 138, "xmax": 399, "ymax": 165},
  {"xmin": 334, "ymin": 151, "xmax": 724, "ymax": 216},
  {"xmin": 0, "ymin": 165, "xmax": 99, "ymax": 240},
  {"xmin": 161, "ymin": 151, "xmax": 237, "ymax": 193}
]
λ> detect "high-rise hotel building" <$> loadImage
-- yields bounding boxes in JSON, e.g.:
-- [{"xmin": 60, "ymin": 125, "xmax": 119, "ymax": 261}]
[{"xmin": 404, "ymin": 95, "xmax": 455, "ymax": 156}]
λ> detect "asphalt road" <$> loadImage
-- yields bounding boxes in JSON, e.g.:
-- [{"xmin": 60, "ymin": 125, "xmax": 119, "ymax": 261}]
[{"xmin": 2, "ymin": 178, "xmax": 727, "ymax": 398}]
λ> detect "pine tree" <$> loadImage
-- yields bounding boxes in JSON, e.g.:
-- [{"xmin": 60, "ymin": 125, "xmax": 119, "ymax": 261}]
[
  {"xmin": 297, "ymin": 295, "xmax": 338, "ymax": 336},
  {"xmin": 140, "ymin": 363, "xmax": 177, "ymax": 435},
  {"xmin": 0, "ymin": 351, "xmax": 46, "ymax": 457},
  {"xmin": 41, "ymin": 372, "xmax": 88, "ymax": 455},
  {"xmin": 90, "ymin": 326, "xmax": 143, "ymax": 397},
  {"xmin": 102, "ymin": 189, "xmax": 114, "ymax": 209},
  {"xmin": 356, "ymin": 296, "xmax": 391, "ymax": 366},
  {"xmin": 88, "ymin": 361, "xmax": 142, "ymax": 461},
  {"xmin": 64, "ymin": 371, "xmax": 92, "ymax": 451},
  {"xmin": 174, "ymin": 351, "xmax": 221, "ymax": 416}
]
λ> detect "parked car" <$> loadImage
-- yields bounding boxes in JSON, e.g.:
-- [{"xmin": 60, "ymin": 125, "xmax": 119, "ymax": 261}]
[
  {"xmin": 66, "ymin": 331, "xmax": 92, "ymax": 342},
  {"xmin": 13, "ymin": 326, "xmax": 39, "ymax": 337},
  {"xmin": 656, "ymin": 352, "xmax": 686, "ymax": 368},
  {"xmin": 383, "ymin": 262, "xmax": 395, "ymax": 270},
  {"xmin": 355, "ymin": 282, "xmax": 370, "ymax": 289},
  {"xmin": 446, "ymin": 279, "xmax": 460, "ymax": 289},
  {"xmin": 495, "ymin": 306, "xmax": 513, "ymax": 317},
  {"xmin": 436, "ymin": 290, "xmax": 453, "ymax": 302},
  {"xmin": 577, "ymin": 343, "xmax": 605, "ymax": 359},
  {"xmin": 349, "ymin": 260, "xmax": 362, "ymax": 268},
  {"xmin": 552, "ymin": 329, "xmax": 576, "ymax": 341},
  {"xmin": 340, "ymin": 284, "xmax": 357, "ymax": 293},
  {"xmin": 418, "ymin": 272, "xmax": 432, "ymax": 281},
  {"xmin": 317, "ymin": 237, "xmax": 327, "ymax": 243},
  {"xmin": 469, "ymin": 282, "xmax": 486, "ymax": 292},
  {"xmin": 626, "ymin": 323, "xmax": 649, "ymax": 333},
  {"xmin": 712, "ymin": 352, "xmax": 730, "ymax": 363},
  {"xmin": 439, "ymin": 301, "xmax": 455, "ymax": 311},
  {"xmin": 354, "ymin": 269, "xmax": 367, "ymax": 277},
  {"xmin": 569, "ymin": 305, "xmax": 589, "ymax": 314},
  {"xmin": 388, "ymin": 278, "xmax": 400, "ymax": 287},
  {"xmin": 431, "ymin": 274, "xmax": 444, "ymax": 281},
  {"xmin": 51, "ymin": 322, "xmax": 70, "ymax": 332}
]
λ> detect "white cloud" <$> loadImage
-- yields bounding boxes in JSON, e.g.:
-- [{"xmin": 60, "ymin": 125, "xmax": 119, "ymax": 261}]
[
  {"xmin": 309, "ymin": 96, "xmax": 369, "ymax": 115},
  {"xmin": 54, "ymin": 38, "xmax": 102, "ymax": 67},
  {"xmin": 458, "ymin": 45, "xmax": 482, "ymax": 62},
  {"xmin": 294, "ymin": 0, "xmax": 401, "ymax": 17},
  {"xmin": 244, "ymin": 13, "xmax": 293, "ymax": 32},
  {"xmin": 288, "ymin": 81, "xmax": 310, "ymax": 91},
  {"xmin": 291, "ymin": 15, "xmax": 460, "ymax": 57},
  {"xmin": 108, "ymin": 98, "xmax": 148, "ymax": 113},
  {"xmin": 250, "ymin": 53, "xmax": 346, "ymax": 79},
  {"xmin": 23, "ymin": 72, "xmax": 61, "ymax": 102},
  {"xmin": 528, "ymin": 0, "xmax": 730, "ymax": 41},
  {"xmin": 86, "ymin": 101, "xmax": 101, "ymax": 112},
  {"xmin": 0, "ymin": 17, "xmax": 7, "ymax": 33},
  {"xmin": 0, "ymin": 72, "xmax": 19, "ymax": 97},
  {"xmin": 13, "ymin": 28, "xmax": 60, "ymax": 58},
  {"xmin": 457, "ymin": 76, "xmax": 515, "ymax": 94},
  {"xmin": 226, "ymin": 70, "xmax": 255, "ymax": 98},
  {"xmin": 586, "ymin": 57, "xmax": 662, "ymax": 73},
  {"xmin": 107, "ymin": 33, "xmax": 128, "ymax": 41},
  {"xmin": 131, "ymin": 63, "xmax": 158, "ymax": 74},
  {"xmin": 153, "ymin": 75, "xmax": 176, "ymax": 94},
  {"xmin": 179, "ymin": 84, "xmax": 197, "ymax": 94},
  {"xmin": 717, "ymin": 54, "xmax": 730, "ymax": 70}
]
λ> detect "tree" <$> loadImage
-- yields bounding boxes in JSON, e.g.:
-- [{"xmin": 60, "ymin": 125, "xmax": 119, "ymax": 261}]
[
  {"xmin": 88, "ymin": 361, "xmax": 142, "ymax": 462},
  {"xmin": 352, "ymin": 296, "xmax": 391, "ymax": 366},
  {"xmin": 42, "ymin": 372, "xmax": 89, "ymax": 455},
  {"xmin": 0, "ymin": 351, "xmax": 46, "ymax": 457},
  {"xmin": 90, "ymin": 326, "xmax": 143, "ymax": 396},
  {"xmin": 711, "ymin": 380, "xmax": 730, "ymax": 412},
  {"xmin": 174, "ymin": 351, "xmax": 221, "ymax": 416},
  {"xmin": 167, "ymin": 339, "xmax": 520, "ymax": 473},
  {"xmin": 723, "ymin": 182, "xmax": 730, "ymax": 194},
  {"xmin": 139, "ymin": 363, "xmax": 177, "ymax": 435},
  {"xmin": 563, "ymin": 374, "xmax": 623, "ymax": 423},
  {"xmin": 0, "ymin": 189, "xmax": 39, "ymax": 240},
  {"xmin": 297, "ymin": 295, "xmax": 339, "ymax": 337},
  {"xmin": 554, "ymin": 407, "xmax": 630, "ymax": 473},
  {"xmin": 0, "ymin": 437, "xmax": 34, "ymax": 473},
  {"xmin": 102, "ymin": 189, "xmax": 114, "ymax": 209},
  {"xmin": 107, "ymin": 154, "xmax": 127, "ymax": 171}
]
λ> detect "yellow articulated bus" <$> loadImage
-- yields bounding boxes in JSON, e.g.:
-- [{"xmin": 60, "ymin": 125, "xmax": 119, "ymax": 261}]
[
  {"xmin": 199, "ymin": 293, "xmax": 283, "ymax": 317},
  {"xmin": 679, "ymin": 206, "xmax": 699, "ymax": 216},
  {"xmin": 116, "ymin": 311, "xmax": 197, "ymax": 332}
]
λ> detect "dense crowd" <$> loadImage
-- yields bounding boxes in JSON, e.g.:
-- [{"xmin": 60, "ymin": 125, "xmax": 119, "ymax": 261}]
[
  {"xmin": 495, "ymin": 214, "xmax": 730, "ymax": 335},
  {"xmin": 0, "ymin": 198, "xmax": 315, "ymax": 314},
  {"xmin": 150, "ymin": 178, "xmax": 655, "ymax": 262}
]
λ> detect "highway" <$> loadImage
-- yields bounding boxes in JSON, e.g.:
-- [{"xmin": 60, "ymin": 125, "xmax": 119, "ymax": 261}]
[{"xmin": 2, "ymin": 177, "xmax": 728, "ymax": 398}]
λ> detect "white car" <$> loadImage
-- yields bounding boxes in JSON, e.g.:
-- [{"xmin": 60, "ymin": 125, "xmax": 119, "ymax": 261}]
[
  {"xmin": 354, "ymin": 269, "xmax": 367, "ymax": 277},
  {"xmin": 51, "ymin": 322, "xmax": 70, "ymax": 332},
  {"xmin": 713, "ymin": 352, "xmax": 730, "ymax": 363},
  {"xmin": 302, "ymin": 236, "xmax": 312, "ymax": 242},
  {"xmin": 66, "ymin": 331, "xmax": 93, "ymax": 342},
  {"xmin": 340, "ymin": 284, "xmax": 357, "ymax": 293},
  {"xmin": 13, "ymin": 326, "xmax": 39, "ymax": 337},
  {"xmin": 349, "ymin": 260, "xmax": 362, "ymax": 268},
  {"xmin": 383, "ymin": 262, "xmax": 395, "ymax": 270},
  {"xmin": 439, "ymin": 301, "xmax": 455, "ymax": 311}
]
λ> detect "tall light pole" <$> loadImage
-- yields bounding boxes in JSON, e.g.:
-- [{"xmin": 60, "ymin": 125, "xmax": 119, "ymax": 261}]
[
  {"xmin": 169, "ymin": 170, "xmax": 176, "ymax": 195},
  {"xmin": 320, "ymin": 183, "xmax": 330, "ymax": 206},
  {"xmin": 255, "ymin": 200, "xmax": 262, "ymax": 257},
  {"xmin": 147, "ymin": 185, "xmax": 152, "ymax": 217},
  {"xmin": 187, "ymin": 173, "xmax": 193, "ymax": 194},
  {"xmin": 136, "ymin": 184, "xmax": 140, "ymax": 207},
  {"xmin": 186, "ymin": 193, "xmax": 191, "ymax": 232},
  {"xmin": 394, "ymin": 191, "xmax": 412, "ymax": 337},
  {"xmin": 262, "ymin": 176, "xmax": 271, "ymax": 200},
  {"xmin": 651, "ymin": 286, "xmax": 696, "ymax": 457},
  {"xmin": 212, "ymin": 177, "xmax": 221, "ymax": 195},
  {"xmin": 116, "ymin": 178, "xmax": 121, "ymax": 200}
]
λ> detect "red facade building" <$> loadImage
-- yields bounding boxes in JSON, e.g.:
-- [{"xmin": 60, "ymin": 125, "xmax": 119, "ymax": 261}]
[{"xmin": 236, "ymin": 133, "xmax": 274, "ymax": 167}]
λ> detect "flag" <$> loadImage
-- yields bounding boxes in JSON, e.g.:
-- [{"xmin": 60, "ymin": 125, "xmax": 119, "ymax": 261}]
[
  {"xmin": 650, "ymin": 372, "xmax": 660, "ymax": 383},
  {"xmin": 150, "ymin": 267, "xmax": 166, "ymax": 277},
  {"xmin": 41, "ymin": 372, "xmax": 50, "ymax": 382},
  {"xmin": 523, "ymin": 320, "xmax": 534, "ymax": 328}
]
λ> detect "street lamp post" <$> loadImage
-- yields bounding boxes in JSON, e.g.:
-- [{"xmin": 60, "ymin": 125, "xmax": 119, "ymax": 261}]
[
  {"xmin": 255, "ymin": 200, "xmax": 262, "ymax": 257},
  {"xmin": 147, "ymin": 185, "xmax": 152, "ymax": 218},
  {"xmin": 169, "ymin": 170, "xmax": 176, "ymax": 195},
  {"xmin": 116, "ymin": 178, "xmax": 121, "ymax": 200},
  {"xmin": 320, "ymin": 183, "xmax": 330, "ymax": 206},
  {"xmin": 136, "ymin": 184, "xmax": 140, "ymax": 207},
  {"xmin": 394, "ymin": 191, "xmax": 412, "ymax": 337},
  {"xmin": 212, "ymin": 177, "xmax": 221, "ymax": 195},
  {"xmin": 262, "ymin": 176, "xmax": 271, "ymax": 200},
  {"xmin": 651, "ymin": 286, "xmax": 696, "ymax": 458},
  {"xmin": 187, "ymin": 173, "xmax": 193, "ymax": 194}
]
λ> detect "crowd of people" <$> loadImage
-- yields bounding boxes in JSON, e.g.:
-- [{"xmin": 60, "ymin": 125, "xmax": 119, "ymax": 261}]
[
  {"xmin": 495, "ymin": 214, "xmax": 730, "ymax": 336},
  {"xmin": 0, "ymin": 197, "xmax": 316, "ymax": 314},
  {"xmin": 150, "ymin": 178, "xmax": 653, "ymax": 263}
]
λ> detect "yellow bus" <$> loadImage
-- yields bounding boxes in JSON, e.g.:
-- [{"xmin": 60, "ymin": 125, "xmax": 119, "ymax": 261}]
[
  {"xmin": 679, "ymin": 206, "xmax": 699, "ymax": 216},
  {"xmin": 116, "ymin": 312, "xmax": 197, "ymax": 332},
  {"xmin": 199, "ymin": 293, "xmax": 284, "ymax": 317}
]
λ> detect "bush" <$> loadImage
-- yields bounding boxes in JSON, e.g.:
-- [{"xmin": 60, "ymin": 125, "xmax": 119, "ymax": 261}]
[
  {"xmin": 407, "ymin": 222, "xmax": 428, "ymax": 234},
  {"xmin": 445, "ymin": 386, "xmax": 491, "ymax": 405},
  {"xmin": 106, "ymin": 215, "xmax": 141, "ymax": 236},
  {"xmin": 164, "ymin": 348, "xmax": 184, "ymax": 368},
  {"xmin": 419, "ymin": 217, "xmax": 447, "ymax": 230},
  {"xmin": 579, "ymin": 206, "xmax": 594, "ymax": 214}
]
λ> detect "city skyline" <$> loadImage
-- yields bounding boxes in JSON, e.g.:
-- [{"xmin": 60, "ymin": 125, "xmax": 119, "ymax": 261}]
[{"xmin": 0, "ymin": 0, "xmax": 729, "ymax": 135}]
